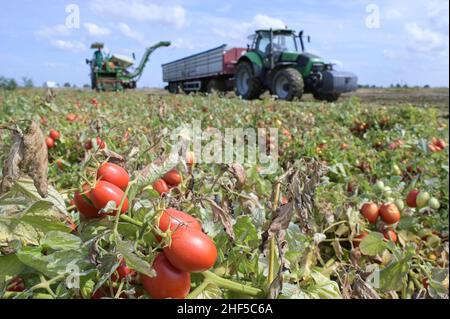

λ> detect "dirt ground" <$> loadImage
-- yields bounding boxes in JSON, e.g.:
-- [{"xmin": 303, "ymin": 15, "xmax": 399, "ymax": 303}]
[{"xmin": 342, "ymin": 88, "xmax": 449, "ymax": 117}]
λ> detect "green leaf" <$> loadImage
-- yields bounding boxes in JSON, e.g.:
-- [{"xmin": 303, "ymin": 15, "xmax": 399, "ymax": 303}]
[
  {"xmin": 196, "ymin": 283, "xmax": 223, "ymax": 299},
  {"xmin": 16, "ymin": 246, "xmax": 89, "ymax": 278},
  {"xmin": 116, "ymin": 239, "xmax": 155, "ymax": 277},
  {"xmin": 14, "ymin": 179, "xmax": 67, "ymax": 214},
  {"xmin": 0, "ymin": 200, "xmax": 69, "ymax": 246},
  {"xmin": 360, "ymin": 232, "xmax": 387, "ymax": 256},
  {"xmin": 233, "ymin": 216, "xmax": 258, "ymax": 246},
  {"xmin": 379, "ymin": 255, "xmax": 411, "ymax": 292},
  {"xmin": 41, "ymin": 231, "xmax": 82, "ymax": 251},
  {"xmin": 0, "ymin": 254, "xmax": 25, "ymax": 281},
  {"xmin": 308, "ymin": 270, "xmax": 342, "ymax": 299},
  {"xmin": 94, "ymin": 253, "xmax": 120, "ymax": 293}
]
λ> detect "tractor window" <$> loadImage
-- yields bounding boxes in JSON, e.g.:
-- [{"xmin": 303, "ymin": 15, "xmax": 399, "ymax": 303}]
[
  {"xmin": 273, "ymin": 34, "xmax": 298, "ymax": 52},
  {"xmin": 256, "ymin": 36, "xmax": 271, "ymax": 55}
]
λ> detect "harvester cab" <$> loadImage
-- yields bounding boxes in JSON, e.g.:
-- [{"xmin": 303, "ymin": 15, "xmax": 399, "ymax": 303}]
[
  {"xmin": 86, "ymin": 41, "xmax": 171, "ymax": 91},
  {"xmin": 235, "ymin": 29, "xmax": 358, "ymax": 102}
]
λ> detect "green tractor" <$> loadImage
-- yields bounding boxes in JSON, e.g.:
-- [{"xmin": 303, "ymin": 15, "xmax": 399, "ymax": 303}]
[
  {"xmin": 86, "ymin": 41, "xmax": 170, "ymax": 91},
  {"xmin": 235, "ymin": 29, "xmax": 358, "ymax": 101}
]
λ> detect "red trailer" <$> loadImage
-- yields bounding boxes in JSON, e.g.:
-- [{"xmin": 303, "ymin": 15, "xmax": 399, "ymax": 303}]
[{"xmin": 162, "ymin": 45, "xmax": 247, "ymax": 93}]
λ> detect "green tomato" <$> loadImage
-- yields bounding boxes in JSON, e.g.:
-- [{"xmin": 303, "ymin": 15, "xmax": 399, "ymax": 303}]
[
  {"xmin": 428, "ymin": 197, "xmax": 441, "ymax": 210},
  {"xmin": 416, "ymin": 192, "xmax": 430, "ymax": 208},
  {"xmin": 394, "ymin": 199, "xmax": 405, "ymax": 211},
  {"xmin": 374, "ymin": 181, "xmax": 385, "ymax": 192}
]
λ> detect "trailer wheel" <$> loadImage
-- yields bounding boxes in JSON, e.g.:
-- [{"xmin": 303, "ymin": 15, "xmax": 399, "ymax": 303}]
[
  {"xmin": 313, "ymin": 92, "xmax": 341, "ymax": 102},
  {"xmin": 207, "ymin": 79, "xmax": 226, "ymax": 93},
  {"xmin": 271, "ymin": 68, "xmax": 304, "ymax": 101},
  {"xmin": 235, "ymin": 62, "xmax": 263, "ymax": 100}
]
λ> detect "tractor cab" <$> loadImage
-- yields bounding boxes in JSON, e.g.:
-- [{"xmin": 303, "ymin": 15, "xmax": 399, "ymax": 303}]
[
  {"xmin": 235, "ymin": 29, "xmax": 358, "ymax": 101},
  {"xmin": 251, "ymin": 29, "xmax": 299, "ymax": 56}
]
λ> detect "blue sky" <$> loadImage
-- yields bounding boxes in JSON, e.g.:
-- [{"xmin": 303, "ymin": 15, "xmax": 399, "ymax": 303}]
[{"xmin": 0, "ymin": 0, "xmax": 448, "ymax": 88}]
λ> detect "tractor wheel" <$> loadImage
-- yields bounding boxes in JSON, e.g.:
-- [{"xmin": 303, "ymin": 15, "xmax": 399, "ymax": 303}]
[
  {"xmin": 207, "ymin": 79, "xmax": 226, "ymax": 93},
  {"xmin": 271, "ymin": 68, "xmax": 304, "ymax": 101},
  {"xmin": 313, "ymin": 92, "xmax": 341, "ymax": 102},
  {"xmin": 234, "ymin": 62, "xmax": 263, "ymax": 100}
]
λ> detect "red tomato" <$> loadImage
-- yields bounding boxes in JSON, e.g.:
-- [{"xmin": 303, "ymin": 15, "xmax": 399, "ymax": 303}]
[
  {"xmin": 56, "ymin": 159, "xmax": 64, "ymax": 170},
  {"xmin": 158, "ymin": 209, "xmax": 202, "ymax": 234},
  {"xmin": 153, "ymin": 179, "xmax": 169, "ymax": 196},
  {"xmin": 164, "ymin": 228, "xmax": 217, "ymax": 273},
  {"xmin": 49, "ymin": 129, "xmax": 60, "ymax": 140},
  {"xmin": 435, "ymin": 139, "xmax": 446, "ymax": 150},
  {"xmin": 66, "ymin": 113, "xmax": 77, "ymax": 122},
  {"xmin": 353, "ymin": 231, "xmax": 369, "ymax": 248},
  {"xmin": 379, "ymin": 203, "xmax": 401, "ymax": 225},
  {"xmin": 96, "ymin": 136, "xmax": 106, "ymax": 149},
  {"xmin": 360, "ymin": 202, "xmax": 379, "ymax": 224},
  {"xmin": 384, "ymin": 229, "xmax": 398, "ymax": 242},
  {"xmin": 45, "ymin": 137, "xmax": 55, "ymax": 149},
  {"xmin": 163, "ymin": 169, "xmax": 182, "ymax": 187},
  {"xmin": 97, "ymin": 163, "xmax": 130, "ymax": 191},
  {"xmin": 84, "ymin": 140, "xmax": 93, "ymax": 150},
  {"xmin": 112, "ymin": 259, "xmax": 135, "ymax": 281},
  {"xmin": 141, "ymin": 253, "xmax": 191, "ymax": 299},
  {"xmin": 74, "ymin": 184, "xmax": 101, "ymax": 219},
  {"xmin": 156, "ymin": 208, "xmax": 201, "ymax": 242},
  {"xmin": 7, "ymin": 277, "xmax": 25, "ymax": 292},
  {"xmin": 406, "ymin": 189, "xmax": 420, "ymax": 208},
  {"xmin": 91, "ymin": 181, "xmax": 128, "ymax": 214}
]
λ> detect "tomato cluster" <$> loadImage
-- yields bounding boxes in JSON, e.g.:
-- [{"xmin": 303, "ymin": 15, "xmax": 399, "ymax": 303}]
[
  {"xmin": 140, "ymin": 207, "xmax": 217, "ymax": 299},
  {"xmin": 45, "ymin": 129, "xmax": 60, "ymax": 149},
  {"xmin": 152, "ymin": 168, "xmax": 182, "ymax": 196},
  {"xmin": 406, "ymin": 189, "xmax": 440, "ymax": 209},
  {"xmin": 74, "ymin": 162, "xmax": 130, "ymax": 219},
  {"xmin": 84, "ymin": 136, "xmax": 106, "ymax": 150},
  {"xmin": 357, "ymin": 201, "xmax": 401, "ymax": 246}
]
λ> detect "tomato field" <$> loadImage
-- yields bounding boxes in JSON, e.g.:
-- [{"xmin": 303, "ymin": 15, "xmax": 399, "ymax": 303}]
[{"xmin": 0, "ymin": 88, "xmax": 448, "ymax": 299}]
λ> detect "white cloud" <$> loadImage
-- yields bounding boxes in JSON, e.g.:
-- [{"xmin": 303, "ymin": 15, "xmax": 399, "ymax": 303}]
[
  {"xmin": 50, "ymin": 40, "xmax": 87, "ymax": 52},
  {"xmin": 117, "ymin": 23, "xmax": 145, "ymax": 43},
  {"xmin": 35, "ymin": 24, "xmax": 71, "ymax": 38},
  {"xmin": 212, "ymin": 14, "xmax": 286, "ymax": 41},
  {"xmin": 404, "ymin": 22, "xmax": 446, "ymax": 53},
  {"xmin": 249, "ymin": 14, "xmax": 286, "ymax": 30},
  {"xmin": 83, "ymin": 23, "xmax": 111, "ymax": 36},
  {"xmin": 90, "ymin": 0, "xmax": 186, "ymax": 29}
]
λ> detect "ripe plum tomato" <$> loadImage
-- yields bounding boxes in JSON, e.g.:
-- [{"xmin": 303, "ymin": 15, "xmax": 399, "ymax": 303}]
[
  {"xmin": 91, "ymin": 181, "xmax": 129, "ymax": 214},
  {"xmin": 153, "ymin": 179, "xmax": 169, "ymax": 196},
  {"xmin": 360, "ymin": 202, "xmax": 379, "ymax": 224},
  {"xmin": 141, "ymin": 253, "xmax": 191, "ymax": 299},
  {"xmin": 97, "ymin": 162, "xmax": 130, "ymax": 191},
  {"xmin": 379, "ymin": 203, "xmax": 401, "ymax": 225},
  {"xmin": 163, "ymin": 169, "xmax": 182, "ymax": 187},
  {"xmin": 74, "ymin": 184, "xmax": 100, "ymax": 219},
  {"xmin": 163, "ymin": 228, "xmax": 217, "ymax": 272}
]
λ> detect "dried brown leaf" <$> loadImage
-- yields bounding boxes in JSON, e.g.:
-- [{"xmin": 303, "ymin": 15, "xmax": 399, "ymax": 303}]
[
  {"xmin": 260, "ymin": 202, "xmax": 294, "ymax": 252},
  {"xmin": 1, "ymin": 130, "xmax": 24, "ymax": 194},
  {"xmin": 21, "ymin": 121, "xmax": 48, "ymax": 197},
  {"xmin": 352, "ymin": 275, "xmax": 380, "ymax": 299},
  {"xmin": 206, "ymin": 198, "xmax": 235, "ymax": 241},
  {"xmin": 228, "ymin": 164, "xmax": 246, "ymax": 188}
]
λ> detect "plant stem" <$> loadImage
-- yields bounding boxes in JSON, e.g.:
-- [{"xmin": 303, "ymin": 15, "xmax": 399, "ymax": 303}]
[
  {"xmin": 113, "ymin": 181, "xmax": 134, "ymax": 235},
  {"xmin": 201, "ymin": 271, "xmax": 263, "ymax": 298},
  {"xmin": 268, "ymin": 182, "xmax": 281, "ymax": 287},
  {"xmin": 186, "ymin": 280, "xmax": 211, "ymax": 299},
  {"xmin": 119, "ymin": 214, "xmax": 143, "ymax": 227},
  {"xmin": 2, "ymin": 291, "xmax": 54, "ymax": 299}
]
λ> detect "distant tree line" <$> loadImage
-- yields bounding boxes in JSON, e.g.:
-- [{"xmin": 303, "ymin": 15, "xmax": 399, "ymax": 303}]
[
  {"xmin": 0, "ymin": 76, "xmax": 90, "ymax": 90},
  {"xmin": 358, "ymin": 84, "xmax": 432, "ymax": 89}
]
